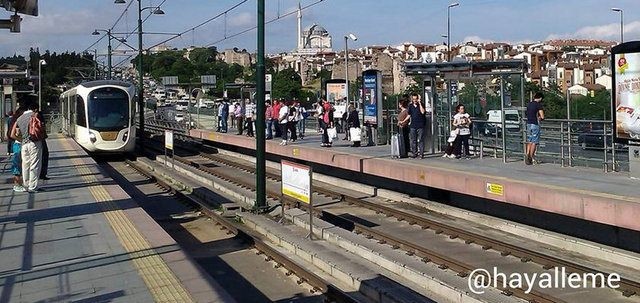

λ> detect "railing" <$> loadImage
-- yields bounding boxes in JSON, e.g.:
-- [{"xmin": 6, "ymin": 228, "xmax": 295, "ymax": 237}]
[{"xmin": 467, "ymin": 118, "xmax": 626, "ymax": 172}]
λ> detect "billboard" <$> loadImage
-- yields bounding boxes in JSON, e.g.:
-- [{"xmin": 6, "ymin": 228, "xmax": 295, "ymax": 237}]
[
  {"xmin": 325, "ymin": 80, "xmax": 346, "ymax": 104},
  {"xmin": 362, "ymin": 70, "xmax": 381, "ymax": 125},
  {"xmin": 612, "ymin": 42, "xmax": 640, "ymax": 143}
]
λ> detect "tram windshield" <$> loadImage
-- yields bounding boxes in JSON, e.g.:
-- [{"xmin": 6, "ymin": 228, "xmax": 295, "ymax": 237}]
[{"xmin": 88, "ymin": 87, "xmax": 130, "ymax": 131}]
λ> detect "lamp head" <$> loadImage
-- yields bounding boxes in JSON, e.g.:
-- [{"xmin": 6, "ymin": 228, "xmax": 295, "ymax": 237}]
[
  {"xmin": 114, "ymin": 0, "xmax": 126, "ymax": 4},
  {"xmin": 153, "ymin": 8, "xmax": 165, "ymax": 15},
  {"xmin": 611, "ymin": 7, "xmax": 622, "ymax": 12},
  {"xmin": 39, "ymin": 59, "xmax": 46, "ymax": 65},
  {"xmin": 449, "ymin": 2, "xmax": 459, "ymax": 8},
  {"xmin": 347, "ymin": 33, "xmax": 357, "ymax": 41},
  {"xmin": 92, "ymin": 30, "xmax": 100, "ymax": 36}
]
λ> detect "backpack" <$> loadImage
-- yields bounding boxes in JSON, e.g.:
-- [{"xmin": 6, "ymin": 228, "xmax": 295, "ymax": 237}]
[{"xmin": 28, "ymin": 113, "xmax": 45, "ymax": 142}]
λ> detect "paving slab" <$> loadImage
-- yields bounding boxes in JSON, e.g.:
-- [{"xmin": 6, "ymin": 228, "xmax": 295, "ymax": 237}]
[{"xmin": 0, "ymin": 135, "xmax": 234, "ymax": 303}]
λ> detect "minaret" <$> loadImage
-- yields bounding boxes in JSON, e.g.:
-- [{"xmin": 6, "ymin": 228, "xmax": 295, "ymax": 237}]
[{"xmin": 297, "ymin": 2, "xmax": 302, "ymax": 51}]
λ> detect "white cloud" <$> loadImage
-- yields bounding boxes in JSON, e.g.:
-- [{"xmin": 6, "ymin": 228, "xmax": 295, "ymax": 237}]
[
  {"xmin": 546, "ymin": 21, "xmax": 640, "ymax": 41},
  {"xmin": 228, "ymin": 12, "xmax": 254, "ymax": 28}
]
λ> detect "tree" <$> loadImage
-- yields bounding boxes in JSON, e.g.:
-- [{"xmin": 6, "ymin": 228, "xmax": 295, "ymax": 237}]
[{"xmin": 272, "ymin": 68, "xmax": 302, "ymax": 100}]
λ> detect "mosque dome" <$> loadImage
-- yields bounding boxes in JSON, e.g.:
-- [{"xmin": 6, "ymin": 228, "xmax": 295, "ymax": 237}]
[{"xmin": 305, "ymin": 24, "xmax": 328, "ymax": 36}]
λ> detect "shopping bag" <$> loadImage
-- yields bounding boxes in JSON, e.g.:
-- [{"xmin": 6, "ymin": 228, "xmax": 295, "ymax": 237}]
[
  {"xmin": 349, "ymin": 127, "xmax": 361, "ymax": 142},
  {"xmin": 391, "ymin": 134, "xmax": 400, "ymax": 158},
  {"xmin": 327, "ymin": 127, "xmax": 337, "ymax": 142}
]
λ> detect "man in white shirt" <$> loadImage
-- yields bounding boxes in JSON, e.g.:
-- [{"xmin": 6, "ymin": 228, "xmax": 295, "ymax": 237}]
[{"xmin": 278, "ymin": 102, "xmax": 290, "ymax": 145}]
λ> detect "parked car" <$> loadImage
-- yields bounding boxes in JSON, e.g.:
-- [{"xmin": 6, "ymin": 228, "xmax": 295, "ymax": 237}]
[
  {"xmin": 576, "ymin": 128, "xmax": 625, "ymax": 150},
  {"xmin": 175, "ymin": 113, "xmax": 185, "ymax": 122}
]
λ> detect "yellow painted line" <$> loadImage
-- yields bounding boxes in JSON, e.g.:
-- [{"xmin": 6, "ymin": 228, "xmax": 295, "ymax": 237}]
[{"xmin": 61, "ymin": 139, "xmax": 194, "ymax": 303}]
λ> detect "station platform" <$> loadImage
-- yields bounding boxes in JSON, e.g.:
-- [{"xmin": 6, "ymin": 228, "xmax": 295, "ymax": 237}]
[
  {"xmin": 191, "ymin": 128, "xmax": 640, "ymax": 235},
  {"xmin": 0, "ymin": 135, "xmax": 232, "ymax": 303}
]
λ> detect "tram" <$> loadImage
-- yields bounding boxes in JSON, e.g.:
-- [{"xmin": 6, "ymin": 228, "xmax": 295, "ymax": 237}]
[{"xmin": 60, "ymin": 80, "xmax": 136, "ymax": 153}]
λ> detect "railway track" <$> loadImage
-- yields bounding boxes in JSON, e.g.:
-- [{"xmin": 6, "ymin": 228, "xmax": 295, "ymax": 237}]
[
  {"xmin": 143, "ymin": 138, "xmax": 640, "ymax": 302},
  {"xmin": 121, "ymin": 158, "xmax": 360, "ymax": 303}
]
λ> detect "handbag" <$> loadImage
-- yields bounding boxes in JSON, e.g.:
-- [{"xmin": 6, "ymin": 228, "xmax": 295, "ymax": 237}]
[
  {"xmin": 349, "ymin": 127, "xmax": 361, "ymax": 142},
  {"xmin": 327, "ymin": 127, "xmax": 337, "ymax": 142}
]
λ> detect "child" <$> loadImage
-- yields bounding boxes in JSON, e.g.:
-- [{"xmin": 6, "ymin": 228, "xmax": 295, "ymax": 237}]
[{"xmin": 442, "ymin": 130, "xmax": 457, "ymax": 158}]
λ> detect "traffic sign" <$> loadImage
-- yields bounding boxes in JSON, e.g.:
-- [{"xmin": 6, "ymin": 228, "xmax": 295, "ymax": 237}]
[
  {"xmin": 201, "ymin": 75, "xmax": 216, "ymax": 84},
  {"xmin": 162, "ymin": 76, "xmax": 178, "ymax": 86}
]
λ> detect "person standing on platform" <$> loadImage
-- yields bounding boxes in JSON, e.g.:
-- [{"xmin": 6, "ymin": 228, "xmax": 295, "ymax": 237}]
[
  {"xmin": 229, "ymin": 102, "xmax": 236, "ymax": 129},
  {"xmin": 234, "ymin": 102, "xmax": 244, "ymax": 135},
  {"xmin": 220, "ymin": 99, "xmax": 229, "ymax": 133},
  {"xmin": 396, "ymin": 99, "xmax": 410, "ymax": 158},
  {"xmin": 216, "ymin": 102, "xmax": 224, "ymax": 132},
  {"xmin": 346, "ymin": 105, "xmax": 361, "ymax": 147},
  {"xmin": 525, "ymin": 92, "xmax": 545, "ymax": 165},
  {"xmin": 287, "ymin": 103, "xmax": 298, "ymax": 142},
  {"xmin": 295, "ymin": 101, "xmax": 307, "ymax": 140},
  {"xmin": 320, "ymin": 99, "xmax": 334, "ymax": 147},
  {"xmin": 315, "ymin": 101, "xmax": 323, "ymax": 133},
  {"xmin": 6, "ymin": 111, "xmax": 14, "ymax": 155},
  {"xmin": 265, "ymin": 101, "xmax": 273, "ymax": 139},
  {"xmin": 278, "ymin": 101, "xmax": 290, "ymax": 145},
  {"xmin": 452, "ymin": 104, "xmax": 472, "ymax": 159},
  {"xmin": 245, "ymin": 100, "xmax": 255, "ymax": 137},
  {"xmin": 272, "ymin": 99, "xmax": 282, "ymax": 138},
  {"xmin": 9, "ymin": 107, "xmax": 26, "ymax": 192},
  {"xmin": 15, "ymin": 101, "xmax": 44, "ymax": 193},
  {"xmin": 407, "ymin": 93, "xmax": 426, "ymax": 158},
  {"xmin": 37, "ymin": 109, "xmax": 49, "ymax": 180}
]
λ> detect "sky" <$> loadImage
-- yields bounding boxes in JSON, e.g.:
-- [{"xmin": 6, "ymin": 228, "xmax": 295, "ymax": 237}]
[{"xmin": 1, "ymin": 0, "xmax": 640, "ymax": 67}]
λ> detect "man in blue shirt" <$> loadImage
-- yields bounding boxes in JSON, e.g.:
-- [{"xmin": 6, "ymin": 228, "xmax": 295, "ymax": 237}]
[
  {"xmin": 407, "ymin": 93, "xmax": 427, "ymax": 158},
  {"xmin": 525, "ymin": 92, "xmax": 545, "ymax": 165}
]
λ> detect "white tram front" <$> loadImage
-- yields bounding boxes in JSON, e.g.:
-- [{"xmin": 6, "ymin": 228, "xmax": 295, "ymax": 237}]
[{"xmin": 60, "ymin": 80, "xmax": 136, "ymax": 153}]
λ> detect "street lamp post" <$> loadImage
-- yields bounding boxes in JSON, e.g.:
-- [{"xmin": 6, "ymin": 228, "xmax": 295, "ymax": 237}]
[
  {"xmin": 611, "ymin": 8, "xmax": 623, "ymax": 44},
  {"xmin": 92, "ymin": 29, "xmax": 113, "ymax": 79},
  {"xmin": 447, "ymin": 2, "xmax": 459, "ymax": 62},
  {"xmin": 344, "ymin": 33, "xmax": 357, "ymax": 108},
  {"xmin": 38, "ymin": 59, "xmax": 46, "ymax": 110},
  {"xmin": 115, "ymin": 0, "xmax": 164, "ymax": 154}
]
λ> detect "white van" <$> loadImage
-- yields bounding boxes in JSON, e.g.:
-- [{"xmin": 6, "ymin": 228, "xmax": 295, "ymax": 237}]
[
  {"xmin": 485, "ymin": 109, "xmax": 521, "ymax": 135},
  {"xmin": 175, "ymin": 100, "xmax": 189, "ymax": 111}
]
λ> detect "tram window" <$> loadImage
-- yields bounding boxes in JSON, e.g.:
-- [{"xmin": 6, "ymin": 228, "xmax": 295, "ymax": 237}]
[
  {"xmin": 88, "ymin": 87, "xmax": 129, "ymax": 131},
  {"xmin": 76, "ymin": 95, "xmax": 86, "ymax": 127}
]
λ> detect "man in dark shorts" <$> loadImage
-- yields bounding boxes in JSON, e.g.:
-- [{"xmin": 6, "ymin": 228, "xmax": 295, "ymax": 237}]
[{"xmin": 525, "ymin": 92, "xmax": 545, "ymax": 165}]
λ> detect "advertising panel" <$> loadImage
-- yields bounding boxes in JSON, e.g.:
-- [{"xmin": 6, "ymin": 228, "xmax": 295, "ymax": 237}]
[
  {"xmin": 326, "ymin": 81, "xmax": 347, "ymax": 104},
  {"xmin": 363, "ymin": 72, "xmax": 378, "ymax": 125},
  {"xmin": 281, "ymin": 160, "xmax": 311, "ymax": 204},
  {"xmin": 164, "ymin": 130, "xmax": 173, "ymax": 150},
  {"xmin": 612, "ymin": 42, "xmax": 640, "ymax": 143}
]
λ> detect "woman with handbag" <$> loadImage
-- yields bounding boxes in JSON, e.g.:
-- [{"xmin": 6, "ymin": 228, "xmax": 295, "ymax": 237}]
[
  {"xmin": 346, "ymin": 105, "xmax": 361, "ymax": 147},
  {"xmin": 320, "ymin": 99, "xmax": 334, "ymax": 147},
  {"xmin": 396, "ymin": 99, "xmax": 410, "ymax": 158}
]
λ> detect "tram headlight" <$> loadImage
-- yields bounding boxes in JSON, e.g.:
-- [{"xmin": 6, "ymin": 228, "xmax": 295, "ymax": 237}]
[
  {"xmin": 123, "ymin": 130, "xmax": 129, "ymax": 142},
  {"xmin": 89, "ymin": 132, "xmax": 97, "ymax": 143}
]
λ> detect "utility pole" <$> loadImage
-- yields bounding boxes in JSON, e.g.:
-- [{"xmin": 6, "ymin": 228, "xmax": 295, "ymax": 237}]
[{"xmin": 255, "ymin": 0, "xmax": 267, "ymax": 211}]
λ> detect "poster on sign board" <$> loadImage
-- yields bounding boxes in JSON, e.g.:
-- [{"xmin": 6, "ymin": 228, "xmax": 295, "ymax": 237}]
[
  {"xmin": 612, "ymin": 42, "xmax": 640, "ymax": 143},
  {"xmin": 326, "ymin": 81, "xmax": 347, "ymax": 104}
]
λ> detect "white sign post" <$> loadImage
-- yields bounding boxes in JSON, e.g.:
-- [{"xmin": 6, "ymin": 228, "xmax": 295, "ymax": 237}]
[
  {"xmin": 281, "ymin": 160, "xmax": 313, "ymax": 239},
  {"xmin": 164, "ymin": 130, "xmax": 174, "ymax": 168}
]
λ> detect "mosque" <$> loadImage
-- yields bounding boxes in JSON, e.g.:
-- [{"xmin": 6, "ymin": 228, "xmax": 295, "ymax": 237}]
[{"xmin": 295, "ymin": 3, "xmax": 332, "ymax": 54}]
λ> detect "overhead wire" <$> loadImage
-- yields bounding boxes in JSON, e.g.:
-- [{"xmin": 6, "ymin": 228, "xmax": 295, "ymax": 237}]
[
  {"xmin": 205, "ymin": 0, "xmax": 327, "ymax": 47},
  {"xmin": 144, "ymin": 0, "xmax": 249, "ymax": 51}
]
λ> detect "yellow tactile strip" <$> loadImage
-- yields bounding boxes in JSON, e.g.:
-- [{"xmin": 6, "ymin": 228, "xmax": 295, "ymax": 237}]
[{"xmin": 62, "ymin": 140, "xmax": 194, "ymax": 303}]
